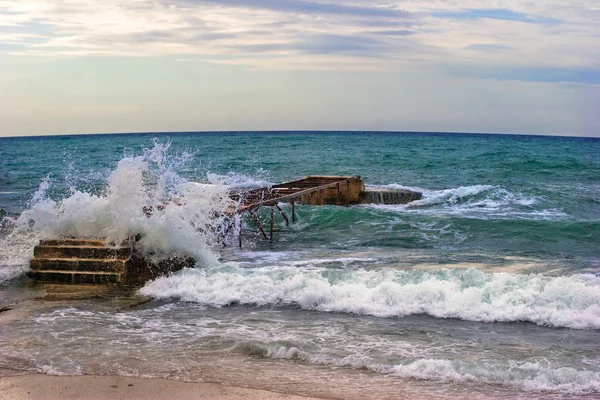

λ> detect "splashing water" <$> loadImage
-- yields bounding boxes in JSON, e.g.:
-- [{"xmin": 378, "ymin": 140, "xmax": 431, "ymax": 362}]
[{"xmin": 0, "ymin": 141, "xmax": 235, "ymax": 280}]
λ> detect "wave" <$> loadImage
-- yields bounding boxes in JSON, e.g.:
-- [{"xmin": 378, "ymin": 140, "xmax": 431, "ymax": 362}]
[
  {"xmin": 243, "ymin": 343, "xmax": 600, "ymax": 394},
  {"xmin": 0, "ymin": 140, "xmax": 236, "ymax": 283},
  {"xmin": 141, "ymin": 267, "xmax": 600, "ymax": 330},
  {"xmin": 0, "ymin": 265, "xmax": 27, "ymax": 284},
  {"xmin": 366, "ymin": 184, "xmax": 566, "ymax": 220}
]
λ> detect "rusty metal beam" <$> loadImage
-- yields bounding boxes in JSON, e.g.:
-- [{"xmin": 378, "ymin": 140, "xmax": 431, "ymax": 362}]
[
  {"xmin": 269, "ymin": 207, "xmax": 274, "ymax": 242},
  {"xmin": 248, "ymin": 208, "xmax": 269, "ymax": 240},
  {"xmin": 275, "ymin": 204, "xmax": 289, "ymax": 226}
]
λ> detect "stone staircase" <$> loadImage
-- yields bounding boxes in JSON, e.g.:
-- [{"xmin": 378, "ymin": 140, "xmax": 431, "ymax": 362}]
[
  {"xmin": 28, "ymin": 238, "xmax": 133, "ymax": 284},
  {"xmin": 28, "ymin": 238, "xmax": 195, "ymax": 285}
]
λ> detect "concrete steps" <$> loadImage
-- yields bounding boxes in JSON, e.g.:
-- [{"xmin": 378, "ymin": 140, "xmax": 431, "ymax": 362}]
[
  {"xmin": 30, "ymin": 258, "xmax": 128, "ymax": 272},
  {"xmin": 28, "ymin": 238, "xmax": 132, "ymax": 285},
  {"xmin": 40, "ymin": 238, "xmax": 107, "ymax": 247},
  {"xmin": 34, "ymin": 245, "xmax": 131, "ymax": 260},
  {"xmin": 27, "ymin": 270, "xmax": 123, "ymax": 284},
  {"xmin": 28, "ymin": 237, "xmax": 195, "ymax": 285}
]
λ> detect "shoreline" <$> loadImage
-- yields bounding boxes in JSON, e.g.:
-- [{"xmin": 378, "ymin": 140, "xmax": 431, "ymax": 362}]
[{"xmin": 0, "ymin": 374, "xmax": 330, "ymax": 400}]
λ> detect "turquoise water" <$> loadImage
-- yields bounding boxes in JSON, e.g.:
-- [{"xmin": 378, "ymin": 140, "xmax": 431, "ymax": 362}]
[{"xmin": 1, "ymin": 132, "xmax": 600, "ymax": 398}]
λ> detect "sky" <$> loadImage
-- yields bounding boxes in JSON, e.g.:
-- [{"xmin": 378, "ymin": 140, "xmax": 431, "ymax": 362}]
[{"xmin": 1, "ymin": 0, "xmax": 599, "ymax": 137}]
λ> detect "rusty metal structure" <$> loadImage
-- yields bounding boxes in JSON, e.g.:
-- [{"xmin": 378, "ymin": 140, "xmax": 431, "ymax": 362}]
[{"xmin": 228, "ymin": 176, "xmax": 364, "ymax": 247}]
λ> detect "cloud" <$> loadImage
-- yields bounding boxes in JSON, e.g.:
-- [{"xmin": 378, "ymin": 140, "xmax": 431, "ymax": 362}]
[
  {"xmin": 460, "ymin": 66, "xmax": 600, "ymax": 85},
  {"xmin": 370, "ymin": 30, "xmax": 415, "ymax": 36},
  {"xmin": 183, "ymin": 0, "xmax": 409, "ymax": 18},
  {"xmin": 432, "ymin": 9, "xmax": 559, "ymax": 24},
  {"xmin": 231, "ymin": 34, "xmax": 388, "ymax": 56},
  {"xmin": 0, "ymin": 0, "xmax": 598, "ymax": 84},
  {"xmin": 467, "ymin": 44, "xmax": 510, "ymax": 52}
]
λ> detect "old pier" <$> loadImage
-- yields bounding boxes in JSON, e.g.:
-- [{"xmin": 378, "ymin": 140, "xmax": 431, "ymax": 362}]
[
  {"xmin": 230, "ymin": 175, "xmax": 421, "ymax": 247},
  {"xmin": 28, "ymin": 176, "xmax": 422, "ymax": 285}
]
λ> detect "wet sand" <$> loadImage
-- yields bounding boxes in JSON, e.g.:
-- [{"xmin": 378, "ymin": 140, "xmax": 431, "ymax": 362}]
[
  {"xmin": 0, "ymin": 285, "xmax": 329, "ymax": 400},
  {"xmin": 0, "ymin": 375, "xmax": 328, "ymax": 400}
]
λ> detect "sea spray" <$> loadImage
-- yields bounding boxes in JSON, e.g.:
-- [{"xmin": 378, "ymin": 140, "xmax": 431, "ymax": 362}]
[
  {"xmin": 141, "ymin": 267, "xmax": 600, "ymax": 329},
  {"xmin": 0, "ymin": 141, "xmax": 235, "ymax": 279}
]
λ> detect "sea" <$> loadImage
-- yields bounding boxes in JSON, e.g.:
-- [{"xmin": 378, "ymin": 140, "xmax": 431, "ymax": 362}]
[{"xmin": 0, "ymin": 131, "xmax": 599, "ymax": 399}]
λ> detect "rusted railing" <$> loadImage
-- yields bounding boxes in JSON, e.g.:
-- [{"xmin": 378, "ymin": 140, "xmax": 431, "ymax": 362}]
[{"xmin": 228, "ymin": 176, "xmax": 362, "ymax": 247}]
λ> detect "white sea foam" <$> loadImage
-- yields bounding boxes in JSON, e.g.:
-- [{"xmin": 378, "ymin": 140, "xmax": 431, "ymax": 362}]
[
  {"xmin": 0, "ymin": 265, "xmax": 27, "ymax": 284},
  {"xmin": 0, "ymin": 141, "xmax": 235, "ymax": 281},
  {"xmin": 245, "ymin": 343, "xmax": 600, "ymax": 394},
  {"xmin": 37, "ymin": 361, "xmax": 83, "ymax": 376},
  {"xmin": 365, "ymin": 184, "xmax": 564, "ymax": 220},
  {"xmin": 366, "ymin": 183, "xmax": 429, "ymax": 193},
  {"xmin": 141, "ymin": 267, "xmax": 600, "ymax": 330},
  {"xmin": 283, "ymin": 257, "xmax": 376, "ymax": 267}
]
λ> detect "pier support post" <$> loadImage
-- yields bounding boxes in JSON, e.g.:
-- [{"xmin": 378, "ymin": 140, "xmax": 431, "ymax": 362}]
[
  {"xmin": 275, "ymin": 204, "xmax": 289, "ymax": 226},
  {"xmin": 248, "ymin": 208, "xmax": 269, "ymax": 240},
  {"xmin": 269, "ymin": 207, "xmax": 274, "ymax": 242},
  {"xmin": 291, "ymin": 199, "xmax": 296, "ymax": 223}
]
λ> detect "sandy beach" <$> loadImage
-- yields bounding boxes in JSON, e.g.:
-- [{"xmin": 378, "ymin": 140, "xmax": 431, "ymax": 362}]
[{"xmin": 0, "ymin": 375, "xmax": 328, "ymax": 400}]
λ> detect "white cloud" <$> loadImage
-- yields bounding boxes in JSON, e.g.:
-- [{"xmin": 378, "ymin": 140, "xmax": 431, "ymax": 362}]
[{"xmin": 0, "ymin": 0, "xmax": 598, "ymax": 78}]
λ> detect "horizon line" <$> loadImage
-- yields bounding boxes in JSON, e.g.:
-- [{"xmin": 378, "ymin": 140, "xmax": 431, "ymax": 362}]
[{"xmin": 1, "ymin": 129, "xmax": 598, "ymax": 140}]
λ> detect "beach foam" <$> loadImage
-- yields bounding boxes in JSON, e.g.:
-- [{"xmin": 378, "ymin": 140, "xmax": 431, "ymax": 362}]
[{"xmin": 252, "ymin": 345, "xmax": 600, "ymax": 394}]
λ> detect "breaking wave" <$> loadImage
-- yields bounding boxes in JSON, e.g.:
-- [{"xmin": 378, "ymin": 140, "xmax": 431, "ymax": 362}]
[
  {"xmin": 141, "ymin": 267, "xmax": 600, "ymax": 330},
  {"xmin": 0, "ymin": 141, "xmax": 236, "ymax": 282},
  {"xmin": 366, "ymin": 184, "xmax": 567, "ymax": 220}
]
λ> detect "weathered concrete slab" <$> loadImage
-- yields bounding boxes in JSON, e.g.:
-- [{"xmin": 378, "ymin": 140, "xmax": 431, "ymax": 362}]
[
  {"xmin": 234, "ymin": 176, "xmax": 365, "ymax": 207},
  {"xmin": 294, "ymin": 176, "xmax": 364, "ymax": 205},
  {"xmin": 359, "ymin": 189, "xmax": 423, "ymax": 204}
]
